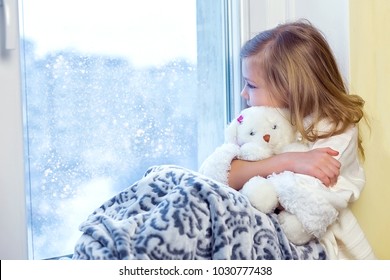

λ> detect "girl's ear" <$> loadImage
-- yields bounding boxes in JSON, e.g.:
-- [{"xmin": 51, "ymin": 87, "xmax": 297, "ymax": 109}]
[{"xmin": 225, "ymin": 119, "xmax": 239, "ymax": 144}]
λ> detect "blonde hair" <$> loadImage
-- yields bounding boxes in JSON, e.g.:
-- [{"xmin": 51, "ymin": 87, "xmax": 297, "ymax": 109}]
[{"xmin": 241, "ymin": 19, "xmax": 366, "ymax": 158}]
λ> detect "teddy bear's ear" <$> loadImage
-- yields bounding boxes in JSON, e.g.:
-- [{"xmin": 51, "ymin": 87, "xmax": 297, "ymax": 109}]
[{"xmin": 225, "ymin": 119, "xmax": 239, "ymax": 144}]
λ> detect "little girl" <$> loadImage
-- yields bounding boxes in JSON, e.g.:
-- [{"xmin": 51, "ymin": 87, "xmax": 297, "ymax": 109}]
[{"xmin": 228, "ymin": 19, "xmax": 375, "ymax": 259}]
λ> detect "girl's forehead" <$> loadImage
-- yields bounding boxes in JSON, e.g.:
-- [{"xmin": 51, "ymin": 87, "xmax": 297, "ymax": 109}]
[{"xmin": 242, "ymin": 58, "xmax": 265, "ymax": 80}]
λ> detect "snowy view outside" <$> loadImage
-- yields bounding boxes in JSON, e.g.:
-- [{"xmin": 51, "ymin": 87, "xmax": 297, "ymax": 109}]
[{"xmin": 21, "ymin": 0, "xmax": 227, "ymax": 259}]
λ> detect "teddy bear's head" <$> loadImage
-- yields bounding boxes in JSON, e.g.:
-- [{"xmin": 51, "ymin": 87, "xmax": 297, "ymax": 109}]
[{"xmin": 225, "ymin": 106, "xmax": 297, "ymax": 154}]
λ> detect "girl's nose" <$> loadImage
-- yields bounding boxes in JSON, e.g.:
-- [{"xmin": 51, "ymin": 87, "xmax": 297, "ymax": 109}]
[{"xmin": 240, "ymin": 89, "xmax": 248, "ymax": 99}]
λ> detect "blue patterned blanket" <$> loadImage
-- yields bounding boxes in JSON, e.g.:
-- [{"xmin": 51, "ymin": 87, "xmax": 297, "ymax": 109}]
[{"xmin": 72, "ymin": 165, "xmax": 326, "ymax": 260}]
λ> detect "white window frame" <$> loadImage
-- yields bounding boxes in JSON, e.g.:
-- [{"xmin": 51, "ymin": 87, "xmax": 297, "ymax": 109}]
[{"xmin": 0, "ymin": 0, "xmax": 28, "ymax": 259}]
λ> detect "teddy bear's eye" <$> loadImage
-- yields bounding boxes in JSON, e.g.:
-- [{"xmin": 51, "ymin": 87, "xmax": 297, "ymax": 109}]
[
  {"xmin": 272, "ymin": 125, "xmax": 277, "ymax": 130},
  {"xmin": 249, "ymin": 131, "xmax": 255, "ymax": 136}
]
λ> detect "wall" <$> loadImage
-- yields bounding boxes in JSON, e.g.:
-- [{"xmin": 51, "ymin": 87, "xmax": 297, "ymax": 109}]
[{"xmin": 349, "ymin": 0, "xmax": 390, "ymax": 260}]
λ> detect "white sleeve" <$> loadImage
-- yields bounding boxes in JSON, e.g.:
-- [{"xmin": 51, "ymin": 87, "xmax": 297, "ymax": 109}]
[{"xmin": 310, "ymin": 124, "xmax": 365, "ymax": 204}]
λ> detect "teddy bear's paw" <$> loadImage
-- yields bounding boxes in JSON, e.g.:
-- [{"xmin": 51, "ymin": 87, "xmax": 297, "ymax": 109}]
[
  {"xmin": 240, "ymin": 176, "xmax": 278, "ymax": 213},
  {"xmin": 278, "ymin": 211, "xmax": 313, "ymax": 245},
  {"xmin": 220, "ymin": 143, "xmax": 241, "ymax": 154}
]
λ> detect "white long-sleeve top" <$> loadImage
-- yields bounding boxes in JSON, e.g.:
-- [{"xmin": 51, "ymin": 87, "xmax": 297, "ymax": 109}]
[{"xmin": 308, "ymin": 123, "xmax": 376, "ymax": 259}]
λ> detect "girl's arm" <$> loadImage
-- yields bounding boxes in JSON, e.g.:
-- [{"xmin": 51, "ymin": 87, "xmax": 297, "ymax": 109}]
[{"xmin": 228, "ymin": 147, "xmax": 341, "ymax": 190}]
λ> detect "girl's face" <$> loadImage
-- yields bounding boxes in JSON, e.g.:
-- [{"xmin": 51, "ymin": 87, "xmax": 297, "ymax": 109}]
[{"xmin": 240, "ymin": 58, "xmax": 283, "ymax": 108}]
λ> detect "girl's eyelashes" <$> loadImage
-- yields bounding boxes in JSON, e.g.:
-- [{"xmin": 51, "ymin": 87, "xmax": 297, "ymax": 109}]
[{"xmin": 245, "ymin": 81, "xmax": 257, "ymax": 89}]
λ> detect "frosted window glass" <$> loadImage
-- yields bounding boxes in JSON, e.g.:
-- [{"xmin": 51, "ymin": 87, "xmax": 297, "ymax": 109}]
[{"xmin": 21, "ymin": 0, "xmax": 227, "ymax": 259}]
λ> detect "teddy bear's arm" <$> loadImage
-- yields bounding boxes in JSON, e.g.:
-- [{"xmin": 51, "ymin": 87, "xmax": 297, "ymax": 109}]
[{"xmin": 198, "ymin": 143, "xmax": 240, "ymax": 185}]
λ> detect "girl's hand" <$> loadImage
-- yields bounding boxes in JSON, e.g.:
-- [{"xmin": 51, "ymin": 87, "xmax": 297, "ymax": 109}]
[{"xmin": 287, "ymin": 147, "xmax": 341, "ymax": 187}]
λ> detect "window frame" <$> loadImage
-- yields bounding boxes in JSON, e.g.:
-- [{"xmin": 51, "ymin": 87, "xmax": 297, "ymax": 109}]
[
  {"xmin": 0, "ymin": 0, "xmax": 247, "ymax": 259},
  {"xmin": 0, "ymin": 0, "xmax": 29, "ymax": 259}
]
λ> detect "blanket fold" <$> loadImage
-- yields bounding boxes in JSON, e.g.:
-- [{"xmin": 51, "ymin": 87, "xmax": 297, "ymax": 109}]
[{"xmin": 72, "ymin": 165, "xmax": 326, "ymax": 260}]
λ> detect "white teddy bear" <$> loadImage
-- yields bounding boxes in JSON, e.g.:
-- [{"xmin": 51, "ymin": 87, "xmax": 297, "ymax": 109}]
[
  {"xmin": 199, "ymin": 106, "xmax": 344, "ymax": 245},
  {"xmin": 199, "ymin": 106, "xmax": 298, "ymax": 185}
]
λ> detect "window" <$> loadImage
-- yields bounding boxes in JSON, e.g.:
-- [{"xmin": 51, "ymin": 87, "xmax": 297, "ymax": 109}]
[{"xmin": 19, "ymin": 0, "xmax": 241, "ymax": 259}]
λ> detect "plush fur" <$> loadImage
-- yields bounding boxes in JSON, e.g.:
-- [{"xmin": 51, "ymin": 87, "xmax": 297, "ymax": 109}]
[{"xmin": 199, "ymin": 106, "xmax": 340, "ymax": 245}]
